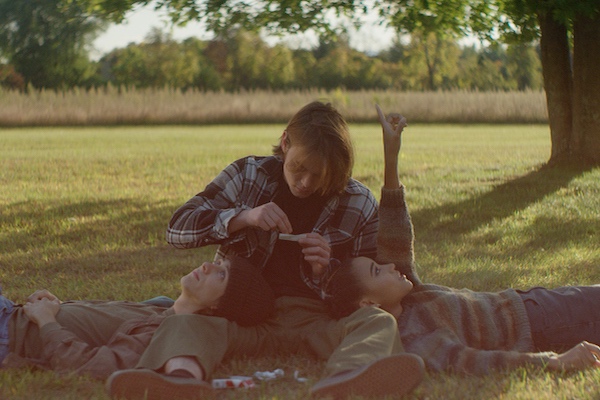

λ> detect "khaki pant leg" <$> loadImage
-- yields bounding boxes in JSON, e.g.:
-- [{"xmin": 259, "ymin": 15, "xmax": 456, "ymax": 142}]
[
  {"xmin": 324, "ymin": 306, "xmax": 403, "ymax": 376},
  {"xmin": 274, "ymin": 297, "xmax": 404, "ymax": 377},
  {"xmin": 136, "ymin": 314, "xmax": 279, "ymax": 379}
]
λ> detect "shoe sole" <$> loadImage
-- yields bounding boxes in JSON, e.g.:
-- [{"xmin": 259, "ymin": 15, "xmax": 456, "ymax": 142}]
[
  {"xmin": 310, "ymin": 353, "xmax": 425, "ymax": 399},
  {"xmin": 106, "ymin": 369, "xmax": 214, "ymax": 400}
]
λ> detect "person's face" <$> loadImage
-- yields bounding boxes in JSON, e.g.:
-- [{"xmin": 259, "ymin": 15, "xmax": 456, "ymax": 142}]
[
  {"xmin": 180, "ymin": 259, "xmax": 230, "ymax": 310},
  {"xmin": 351, "ymin": 257, "xmax": 414, "ymax": 310},
  {"xmin": 281, "ymin": 133, "xmax": 325, "ymax": 198}
]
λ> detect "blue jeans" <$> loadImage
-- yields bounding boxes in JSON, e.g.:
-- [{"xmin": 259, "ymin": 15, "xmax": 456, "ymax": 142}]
[
  {"xmin": 519, "ymin": 285, "xmax": 600, "ymax": 352},
  {"xmin": 141, "ymin": 296, "xmax": 175, "ymax": 308},
  {"xmin": 0, "ymin": 294, "xmax": 14, "ymax": 367}
]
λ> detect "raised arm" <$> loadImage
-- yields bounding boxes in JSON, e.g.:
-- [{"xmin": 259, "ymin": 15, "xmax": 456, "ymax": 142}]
[
  {"xmin": 376, "ymin": 104, "xmax": 407, "ymax": 190},
  {"xmin": 374, "ymin": 104, "xmax": 421, "ymax": 285}
]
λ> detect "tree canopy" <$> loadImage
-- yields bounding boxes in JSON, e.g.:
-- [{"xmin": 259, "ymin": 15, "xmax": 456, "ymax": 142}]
[
  {"xmin": 0, "ymin": 0, "xmax": 105, "ymax": 88},
  {"xmin": 1, "ymin": 0, "xmax": 599, "ymax": 165},
  {"xmin": 101, "ymin": 0, "xmax": 595, "ymax": 165}
]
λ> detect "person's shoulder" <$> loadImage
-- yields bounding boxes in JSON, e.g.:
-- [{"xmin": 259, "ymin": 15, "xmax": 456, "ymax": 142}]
[
  {"xmin": 336, "ymin": 179, "xmax": 378, "ymax": 214},
  {"xmin": 255, "ymin": 155, "xmax": 281, "ymax": 167},
  {"xmin": 227, "ymin": 155, "xmax": 280, "ymax": 173},
  {"xmin": 344, "ymin": 178, "xmax": 376, "ymax": 198},
  {"xmin": 227, "ymin": 156, "xmax": 282, "ymax": 185},
  {"xmin": 231, "ymin": 155, "xmax": 279, "ymax": 168},
  {"xmin": 403, "ymin": 284, "xmax": 452, "ymax": 302}
]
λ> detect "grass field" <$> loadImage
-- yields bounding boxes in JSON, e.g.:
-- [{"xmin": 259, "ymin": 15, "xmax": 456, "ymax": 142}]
[{"xmin": 1, "ymin": 123, "xmax": 599, "ymax": 399}]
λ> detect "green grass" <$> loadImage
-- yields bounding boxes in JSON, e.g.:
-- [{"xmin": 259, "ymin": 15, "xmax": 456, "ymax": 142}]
[{"xmin": 1, "ymin": 124, "xmax": 599, "ymax": 399}]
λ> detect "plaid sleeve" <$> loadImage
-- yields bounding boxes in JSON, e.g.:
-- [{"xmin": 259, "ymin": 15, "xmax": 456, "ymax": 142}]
[
  {"xmin": 351, "ymin": 192, "xmax": 379, "ymax": 258},
  {"xmin": 332, "ymin": 180, "xmax": 379, "ymax": 258},
  {"xmin": 166, "ymin": 158, "xmax": 249, "ymax": 249},
  {"xmin": 309, "ymin": 180, "xmax": 380, "ymax": 296}
]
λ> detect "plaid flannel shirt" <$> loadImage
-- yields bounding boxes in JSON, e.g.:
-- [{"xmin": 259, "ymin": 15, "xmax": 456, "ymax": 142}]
[{"xmin": 166, "ymin": 155, "xmax": 379, "ymax": 296}]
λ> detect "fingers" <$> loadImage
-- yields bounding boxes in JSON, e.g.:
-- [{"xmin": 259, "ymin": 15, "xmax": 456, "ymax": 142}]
[
  {"xmin": 580, "ymin": 341, "xmax": 600, "ymax": 367},
  {"xmin": 376, "ymin": 104, "xmax": 394, "ymax": 132},
  {"xmin": 27, "ymin": 289, "xmax": 47, "ymax": 302},
  {"xmin": 387, "ymin": 113, "xmax": 407, "ymax": 134},
  {"xmin": 375, "ymin": 104, "xmax": 386, "ymax": 125},
  {"xmin": 298, "ymin": 233, "xmax": 331, "ymax": 277},
  {"xmin": 23, "ymin": 297, "xmax": 60, "ymax": 316},
  {"xmin": 27, "ymin": 289, "xmax": 59, "ymax": 303},
  {"xmin": 554, "ymin": 341, "xmax": 600, "ymax": 371},
  {"xmin": 375, "ymin": 104, "xmax": 407, "ymax": 134},
  {"xmin": 25, "ymin": 297, "xmax": 60, "ymax": 307},
  {"xmin": 298, "ymin": 233, "xmax": 331, "ymax": 255},
  {"xmin": 23, "ymin": 298, "xmax": 61, "ymax": 327},
  {"xmin": 586, "ymin": 341, "xmax": 600, "ymax": 357},
  {"xmin": 264, "ymin": 204, "xmax": 292, "ymax": 233},
  {"xmin": 394, "ymin": 115, "xmax": 408, "ymax": 134},
  {"xmin": 246, "ymin": 203, "xmax": 292, "ymax": 233}
]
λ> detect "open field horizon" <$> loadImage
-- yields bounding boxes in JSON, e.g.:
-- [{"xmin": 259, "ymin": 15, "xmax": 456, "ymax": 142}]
[
  {"xmin": 1, "ymin": 123, "xmax": 599, "ymax": 399},
  {"xmin": 0, "ymin": 89, "xmax": 548, "ymax": 127}
]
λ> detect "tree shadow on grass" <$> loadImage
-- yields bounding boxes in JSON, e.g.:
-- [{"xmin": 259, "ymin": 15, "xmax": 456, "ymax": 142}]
[
  {"xmin": 409, "ymin": 163, "xmax": 597, "ymax": 285},
  {"xmin": 2, "ymin": 164, "xmax": 596, "ymax": 296},
  {"xmin": 0, "ymin": 198, "xmax": 218, "ymax": 300},
  {"xmin": 1, "ymin": 198, "xmax": 174, "ymax": 252},
  {"xmin": 411, "ymin": 164, "xmax": 593, "ymax": 241},
  {"xmin": 2, "ymin": 242, "xmax": 217, "ymax": 302}
]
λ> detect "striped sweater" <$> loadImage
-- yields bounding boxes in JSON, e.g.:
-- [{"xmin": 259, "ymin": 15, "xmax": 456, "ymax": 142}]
[{"xmin": 378, "ymin": 187, "xmax": 556, "ymax": 375}]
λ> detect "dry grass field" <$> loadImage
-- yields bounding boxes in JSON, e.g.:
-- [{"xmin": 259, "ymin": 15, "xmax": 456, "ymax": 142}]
[{"xmin": 0, "ymin": 88, "xmax": 547, "ymax": 126}]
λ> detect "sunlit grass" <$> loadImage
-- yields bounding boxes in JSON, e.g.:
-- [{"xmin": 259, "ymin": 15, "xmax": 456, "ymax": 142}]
[{"xmin": 1, "ymin": 124, "xmax": 599, "ymax": 399}]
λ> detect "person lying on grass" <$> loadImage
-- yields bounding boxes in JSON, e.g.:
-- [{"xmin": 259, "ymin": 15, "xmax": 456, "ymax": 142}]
[
  {"xmin": 0, "ymin": 255, "xmax": 275, "ymax": 380},
  {"xmin": 325, "ymin": 108, "xmax": 600, "ymax": 375},
  {"xmin": 109, "ymin": 102, "xmax": 424, "ymax": 400}
]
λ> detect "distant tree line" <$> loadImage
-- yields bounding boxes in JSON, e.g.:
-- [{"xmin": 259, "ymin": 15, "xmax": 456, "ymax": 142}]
[
  {"xmin": 1, "ymin": 20, "xmax": 542, "ymax": 93},
  {"xmin": 2, "ymin": 0, "xmax": 597, "ymax": 166},
  {"xmin": 0, "ymin": 0, "xmax": 542, "ymax": 92}
]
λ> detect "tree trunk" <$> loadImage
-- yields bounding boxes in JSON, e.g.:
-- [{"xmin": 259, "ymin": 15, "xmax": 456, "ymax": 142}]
[
  {"xmin": 572, "ymin": 13, "xmax": 600, "ymax": 166},
  {"xmin": 537, "ymin": 11, "xmax": 573, "ymax": 165},
  {"xmin": 422, "ymin": 36, "xmax": 436, "ymax": 90}
]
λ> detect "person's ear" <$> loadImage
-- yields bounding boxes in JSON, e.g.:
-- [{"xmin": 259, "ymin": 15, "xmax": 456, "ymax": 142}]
[
  {"xmin": 358, "ymin": 298, "xmax": 381, "ymax": 308},
  {"xmin": 281, "ymin": 131, "xmax": 290, "ymax": 153}
]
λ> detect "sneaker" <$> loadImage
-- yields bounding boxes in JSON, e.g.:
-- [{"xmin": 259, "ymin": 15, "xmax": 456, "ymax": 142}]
[
  {"xmin": 106, "ymin": 369, "xmax": 214, "ymax": 400},
  {"xmin": 310, "ymin": 353, "xmax": 424, "ymax": 399}
]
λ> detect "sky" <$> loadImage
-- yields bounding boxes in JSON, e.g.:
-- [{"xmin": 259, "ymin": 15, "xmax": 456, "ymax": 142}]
[{"xmin": 91, "ymin": 3, "xmax": 398, "ymax": 60}]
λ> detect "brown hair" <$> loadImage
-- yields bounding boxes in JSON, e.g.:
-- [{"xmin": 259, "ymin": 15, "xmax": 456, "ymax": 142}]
[
  {"xmin": 323, "ymin": 257, "xmax": 365, "ymax": 319},
  {"xmin": 273, "ymin": 101, "xmax": 354, "ymax": 197},
  {"xmin": 213, "ymin": 255, "xmax": 276, "ymax": 326}
]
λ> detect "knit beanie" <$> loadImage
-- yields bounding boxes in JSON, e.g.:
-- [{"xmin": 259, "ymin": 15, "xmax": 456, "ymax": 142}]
[{"xmin": 213, "ymin": 255, "xmax": 275, "ymax": 326}]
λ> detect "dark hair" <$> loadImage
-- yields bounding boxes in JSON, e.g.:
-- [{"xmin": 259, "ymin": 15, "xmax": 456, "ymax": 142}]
[
  {"xmin": 323, "ymin": 257, "xmax": 365, "ymax": 319},
  {"xmin": 272, "ymin": 101, "xmax": 354, "ymax": 197},
  {"xmin": 213, "ymin": 255, "xmax": 276, "ymax": 326}
]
